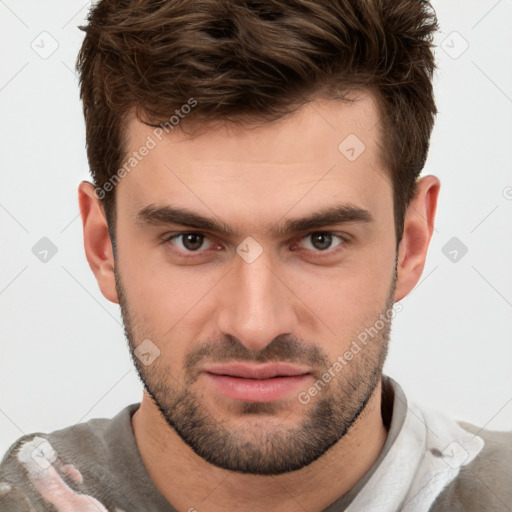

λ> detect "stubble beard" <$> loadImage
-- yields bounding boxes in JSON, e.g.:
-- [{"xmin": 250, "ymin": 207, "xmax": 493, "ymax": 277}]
[{"xmin": 115, "ymin": 266, "xmax": 395, "ymax": 475}]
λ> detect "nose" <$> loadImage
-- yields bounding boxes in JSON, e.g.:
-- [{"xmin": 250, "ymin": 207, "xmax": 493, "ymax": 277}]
[{"xmin": 217, "ymin": 249, "xmax": 297, "ymax": 352}]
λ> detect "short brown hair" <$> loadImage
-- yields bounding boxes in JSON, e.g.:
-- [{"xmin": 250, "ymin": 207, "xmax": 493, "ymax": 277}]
[{"xmin": 76, "ymin": 0, "xmax": 438, "ymax": 249}]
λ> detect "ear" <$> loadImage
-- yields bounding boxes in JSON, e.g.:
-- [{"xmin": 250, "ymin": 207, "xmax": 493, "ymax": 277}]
[
  {"xmin": 78, "ymin": 181, "xmax": 119, "ymax": 304},
  {"xmin": 394, "ymin": 175, "xmax": 440, "ymax": 302}
]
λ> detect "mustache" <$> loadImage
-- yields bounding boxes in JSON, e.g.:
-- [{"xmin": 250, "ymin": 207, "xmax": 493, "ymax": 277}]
[{"xmin": 183, "ymin": 333, "xmax": 331, "ymax": 381}]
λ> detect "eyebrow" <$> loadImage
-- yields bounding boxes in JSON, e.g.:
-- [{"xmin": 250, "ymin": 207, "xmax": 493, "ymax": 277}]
[{"xmin": 135, "ymin": 202, "xmax": 374, "ymax": 237}]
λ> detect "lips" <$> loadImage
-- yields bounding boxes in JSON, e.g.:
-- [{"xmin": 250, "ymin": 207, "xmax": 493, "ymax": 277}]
[
  {"xmin": 203, "ymin": 362, "xmax": 311, "ymax": 379},
  {"xmin": 203, "ymin": 363, "xmax": 313, "ymax": 402}
]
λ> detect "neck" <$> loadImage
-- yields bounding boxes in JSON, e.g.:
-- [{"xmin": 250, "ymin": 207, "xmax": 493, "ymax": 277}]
[{"xmin": 132, "ymin": 379, "xmax": 387, "ymax": 512}]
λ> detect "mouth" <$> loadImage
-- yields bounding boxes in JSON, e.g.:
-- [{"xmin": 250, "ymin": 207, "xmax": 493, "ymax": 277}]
[{"xmin": 203, "ymin": 363, "xmax": 313, "ymax": 402}]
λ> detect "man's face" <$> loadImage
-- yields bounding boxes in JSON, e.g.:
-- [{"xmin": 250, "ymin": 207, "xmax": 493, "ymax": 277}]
[{"xmin": 113, "ymin": 92, "xmax": 398, "ymax": 475}]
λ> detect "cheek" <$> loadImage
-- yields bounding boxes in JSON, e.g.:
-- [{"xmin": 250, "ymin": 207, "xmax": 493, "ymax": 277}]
[
  {"xmin": 278, "ymin": 214, "xmax": 395, "ymax": 331},
  {"xmin": 281, "ymin": 248, "xmax": 395, "ymax": 350},
  {"xmin": 299, "ymin": 274, "xmax": 387, "ymax": 338},
  {"xmin": 119, "ymin": 247, "xmax": 224, "ymax": 343}
]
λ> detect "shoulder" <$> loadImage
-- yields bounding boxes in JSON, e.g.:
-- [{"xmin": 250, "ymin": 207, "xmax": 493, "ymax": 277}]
[
  {"xmin": 0, "ymin": 414, "xmax": 112, "ymax": 474},
  {"xmin": 429, "ymin": 421, "xmax": 512, "ymax": 512},
  {"xmin": 0, "ymin": 408, "xmax": 134, "ymax": 511}
]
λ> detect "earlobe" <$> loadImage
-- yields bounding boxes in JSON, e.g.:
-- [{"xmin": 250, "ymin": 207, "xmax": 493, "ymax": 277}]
[
  {"xmin": 394, "ymin": 175, "xmax": 440, "ymax": 302},
  {"xmin": 78, "ymin": 181, "xmax": 119, "ymax": 304}
]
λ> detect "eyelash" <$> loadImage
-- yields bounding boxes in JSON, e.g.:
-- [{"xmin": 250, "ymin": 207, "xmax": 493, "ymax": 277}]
[{"xmin": 162, "ymin": 231, "xmax": 351, "ymax": 260}]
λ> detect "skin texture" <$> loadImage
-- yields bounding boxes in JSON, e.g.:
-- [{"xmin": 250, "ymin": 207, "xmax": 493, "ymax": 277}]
[{"xmin": 78, "ymin": 91, "xmax": 440, "ymax": 511}]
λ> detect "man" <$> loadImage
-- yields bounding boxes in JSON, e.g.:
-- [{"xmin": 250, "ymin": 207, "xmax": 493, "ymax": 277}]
[{"xmin": 1, "ymin": 0, "xmax": 510, "ymax": 510}]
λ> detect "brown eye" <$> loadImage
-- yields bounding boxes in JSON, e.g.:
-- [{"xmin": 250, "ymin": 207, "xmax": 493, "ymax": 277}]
[
  {"xmin": 182, "ymin": 233, "xmax": 204, "ymax": 251},
  {"xmin": 167, "ymin": 232, "xmax": 213, "ymax": 252},
  {"xmin": 309, "ymin": 233, "xmax": 333, "ymax": 250},
  {"xmin": 298, "ymin": 232, "xmax": 343, "ymax": 252}
]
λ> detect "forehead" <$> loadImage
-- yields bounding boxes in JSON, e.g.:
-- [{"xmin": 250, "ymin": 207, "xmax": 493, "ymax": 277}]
[{"xmin": 117, "ymin": 91, "xmax": 391, "ymax": 230}]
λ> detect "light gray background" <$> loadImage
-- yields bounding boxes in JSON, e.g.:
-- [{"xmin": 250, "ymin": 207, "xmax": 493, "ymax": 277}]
[{"xmin": 1, "ymin": 0, "xmax": 511, "ymax": 459}]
